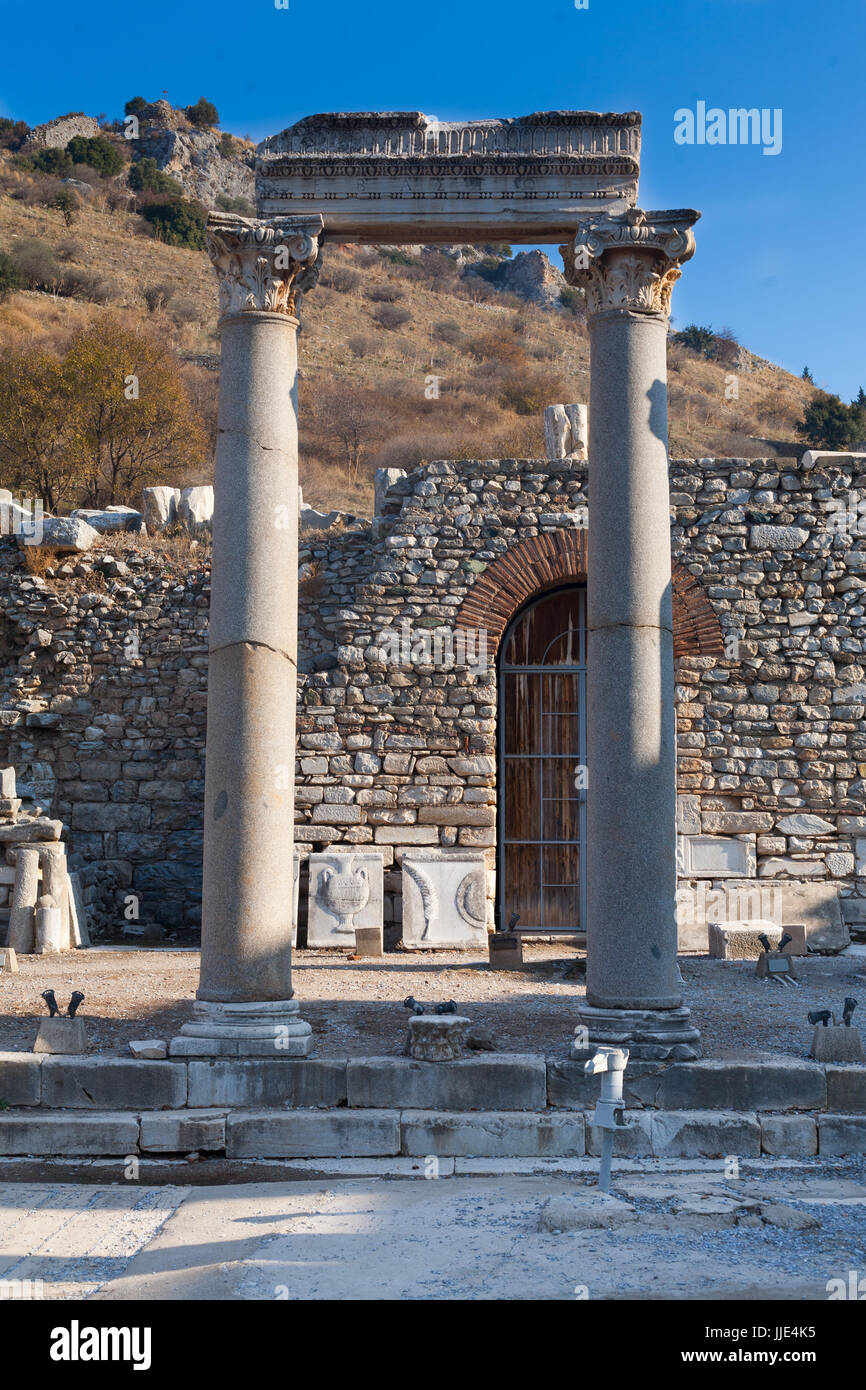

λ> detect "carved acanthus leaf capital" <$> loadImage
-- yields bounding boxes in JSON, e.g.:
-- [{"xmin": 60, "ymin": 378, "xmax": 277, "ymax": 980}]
[
  {"xmin": 561, "ymin": 207, "xmax": 699, "ymax": 318},
  {"xmin": 206, "ymin": 212, "xmax": 325, "ymax": 319}
]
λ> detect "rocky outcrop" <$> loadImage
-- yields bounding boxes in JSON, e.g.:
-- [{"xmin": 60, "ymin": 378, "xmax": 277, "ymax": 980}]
[
  {"xmin": 132, "ymin": 102, "xmax": 254, "ymax": 207},
  {"xmin": 496, "ymin": 250, "xmax": 567, "ymax": 306}
]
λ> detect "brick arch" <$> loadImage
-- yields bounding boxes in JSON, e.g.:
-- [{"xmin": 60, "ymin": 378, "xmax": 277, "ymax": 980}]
[{"xmin": 455, "ymin": 530, "xmax": 725, "ymax": 659}]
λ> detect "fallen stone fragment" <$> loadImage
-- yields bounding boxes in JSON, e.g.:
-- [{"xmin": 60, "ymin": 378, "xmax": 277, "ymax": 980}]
[
  {"xmin": 129, "ymin": 1039, "xmax": 168, "ymax": 1060},
  {"xmin": 759, "ymin": 1203, "xmax": 819, "ymax": 1231},
  {"xmin": 538, "ymin": 1192, "xmax": 637, "ymax": 1231}
]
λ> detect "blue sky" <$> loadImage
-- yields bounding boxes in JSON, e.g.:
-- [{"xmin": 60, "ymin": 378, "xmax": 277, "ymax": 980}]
[{"xmin": 2, "ymin": 0, "xmax": 864, "ymax": 397}]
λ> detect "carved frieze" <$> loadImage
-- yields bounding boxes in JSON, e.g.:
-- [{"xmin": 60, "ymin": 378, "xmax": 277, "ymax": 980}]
[{"xmin": 206, "ymin": 212, "xmax": 324, "ymax": 319}]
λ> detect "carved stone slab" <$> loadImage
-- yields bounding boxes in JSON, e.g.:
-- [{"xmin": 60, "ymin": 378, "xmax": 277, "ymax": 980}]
[
  {"xmin": 257, "ymin": 111, "xmax": 640, "ymax": 243},
  {"xmin": 401, "ymin": 850, "xmax": 489, "ymax": 950},
  {"xmin": 307, "ymin": 851, "xmax": 384, "ymax": 949}
]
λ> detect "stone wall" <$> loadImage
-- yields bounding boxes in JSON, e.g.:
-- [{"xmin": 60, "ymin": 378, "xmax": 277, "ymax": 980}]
[{"xmin": 3, "ymin": 452, "xmax": 866, "ymax": 941}]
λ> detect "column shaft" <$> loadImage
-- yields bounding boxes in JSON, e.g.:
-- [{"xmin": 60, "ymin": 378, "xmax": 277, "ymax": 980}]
[{"xmin": 585, "ymin": 308, "xmax": 678, "ymax": 1010}]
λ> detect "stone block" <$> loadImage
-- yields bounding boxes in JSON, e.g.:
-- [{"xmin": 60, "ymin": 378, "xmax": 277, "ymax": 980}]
[
  {"xmin": 651, "ymin": 1110, "xmax": 761, "ymax": 1157},
  {"xmin": 129, "ymin": 1040, "xmax": 167, "ymax": 1060},
  {"xmin": 547, "ymin": 1060, "xmax": 600, "ymax": 1109},
  {"xmin": 818, "ymin": 1114, "xmax": 866, "ymax": 1156},
  {"xmin": 400, "ymin": 1110, "xmax": 586, "ymax": 1157},
  {"xmin": 41, "ymin": 1057, "xmax": 187, "ymax": 1109},
  {"xmin": 0, "ymin": 1111, "xmax": 138, "ymax": 1155},
  {"xmin": 0, "ymin": 1051, "xmax": 42, "ymax": 1105},
  {"xmin": 760, "ymin": 1115, "xmax": 818, "ymax": 1157},
  {"xmin": 774, "ymin": 881, "xmax": 848, "ymax": 952},
  {"xmin": 825, "ymin": 1065, "xmax": 866, "ymax": 1112},
  {"xmin": 586, "ymin": 1111, "xmax": 654, "ymax": 1157},
  {"xmin": 141, "ymin": 486, "xmax": 180, "ymax": 532},
  {"xmin": 810, "ymin": 1025, "xmax": 865, "ymax": 1063},
  {"xmin": 347, "ymin": 1055, "xmax": 546, "ymax": 1110},
  {"xmin": 226, "ymin": 1109, "xmax": 400, "ymax": 1158},
  {"xmin": 407, "ymin": 1016, "xmax": 470, "ymax": 1060},
  {"xmin": 657, "ymin": 1059, "xmax": 826, "ymax": 1112},
  {"xmin": 33, "ymin": 1019, "xmax": 88, "ymax": 1055},
  {"xmin": 708, "ymin": 920, "xmax": 782, "ymax": 959},
  {"xmin": 139, "ymin": 1110, "xmax": 226, "ymax": 1153},
  {"xmin": 307, "ymin": 850, "xmax": 384, "ymax": 949},
  {"xmin": 0, "ymin": 947, "xmax": 18, "ymax": 973},
  {"xmin": 186, "ymin": 1059, "xmax": 347, "ymax": 1109},
  {"xmin": 401, "ymin": 849, "xmax": 488, "ymax": 949}
]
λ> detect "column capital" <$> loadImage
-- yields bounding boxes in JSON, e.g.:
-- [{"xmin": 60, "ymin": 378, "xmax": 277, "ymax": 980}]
[
  {"xmin": 561, "ymin": 207, "xmax": 699, "ymax": 319},
  {"xmin": 206, "ymin": 212, "xmax": 325, "ymax": 320}
]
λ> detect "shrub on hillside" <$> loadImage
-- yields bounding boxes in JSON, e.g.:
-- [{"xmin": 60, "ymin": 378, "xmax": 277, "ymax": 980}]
[
  {"xmin": 66, "ymin": 134, "xmax": 125, "ymax": 177},
  {"xmin": 185, "ymin": 97, "xmax": 219, "ymax": 128},
  {"xmin": 0, "ymin": 118, "xmax": 29, "ymax": 151},
  {"xmin": 797, "ymin": 391, "xmax": 863, "ymax": 450},
  {"xmin": 29, "ymin": 147, "xmax": 73, "ymax": 176},
  {"xmin": 498, "ymin": 367, "xmax": 568, "ymax": 416},
  {"xmin": 140, "ymin": 198, "xmax": 207, "ymax": 249},
  {"xmin": 377, "ymin": 248, "xmax": 417, "ymax": 267},
  {"xmin": 321, "ymin": 265, "xmax": 361, "ymax": 293},
  {"xmin": 55, "ymin": 238, "xmax": 83, "ymax": 263},
  {"xmin": 433, "ymin": 319, "xmax": 464, "ymax": 346},
  {"xmin": 215, "ymin": 193, "xmax": 254, "ymax": 216},
  {"xmin": 124, "ymin": 96, "xmax": 148, "ymax": 116},
  {"xmin": 9, "ymin": 239, "xmax": 65, "ymax": 293},
  {"xmin": 128, "ymin": 157, "xmax": 182, "ymax": 196},
  {"xmin": 0, "ymin": 251, "xmax": 24, "ymax": 300},
  {"xmin": 372, "ymin": 303, "xmax": 411, "ymax": 330},
  {"xmin": 219, "ymin": 132, "xmax": 236, "ymax": 159},
  {"xmin": 143, "ymin": 282, "xmax": 174, "ymax": 313},
  {"xmin": 347, "ymin": 334, "xmax": 373, "ymax": 357},
  {"xmin": 62, "ymin": 268, "xmax": 121, "ymax": 304},
  {"xmin": 368, "ymin": 283, "xmax": 404, "ymax": 303}
]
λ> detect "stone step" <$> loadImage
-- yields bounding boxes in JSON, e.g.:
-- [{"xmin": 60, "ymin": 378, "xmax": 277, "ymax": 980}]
[
  {"xmin": 3, "ymin": 1053, "xmax": 866, "ymax": 1117},
  {"xmin": 0, "ymin": 1107, "xmax": 864, "ymax": 1159}
]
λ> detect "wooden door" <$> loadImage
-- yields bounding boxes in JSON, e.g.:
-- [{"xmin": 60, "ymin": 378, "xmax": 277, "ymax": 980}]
[{"xmin": 498, "ymin": 587, "xmax": 586, "ymax": 932}]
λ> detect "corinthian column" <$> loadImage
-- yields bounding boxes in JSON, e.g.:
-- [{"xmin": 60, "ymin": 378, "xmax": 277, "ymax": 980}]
[
  {"xmin": 172, "ymin": 213, "xmax": 323, "ymax": 1057},
  {"xmin": 562, "ymin": 207, "xmax": 702, "ymax": 1061}
]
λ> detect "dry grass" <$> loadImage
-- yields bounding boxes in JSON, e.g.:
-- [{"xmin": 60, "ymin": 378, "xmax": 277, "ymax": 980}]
[{"xmin": 0, "ymin": 160, "xmax": 816, "ymax": 516}]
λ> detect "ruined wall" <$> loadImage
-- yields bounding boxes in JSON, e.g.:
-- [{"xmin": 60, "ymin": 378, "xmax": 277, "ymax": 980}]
[{"xmin": 2, "ymin": 453, "xmax": 866, "ymax": 940}]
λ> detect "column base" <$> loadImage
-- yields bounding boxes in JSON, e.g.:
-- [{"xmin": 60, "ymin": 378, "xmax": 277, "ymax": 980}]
[
  {"xmin": 574, "ymin": 1004, "xmax": 702, "ymax": 1062},
  {"xmin": 169, "ymin": 999, "xmax": 314, "ymax": 1057}
]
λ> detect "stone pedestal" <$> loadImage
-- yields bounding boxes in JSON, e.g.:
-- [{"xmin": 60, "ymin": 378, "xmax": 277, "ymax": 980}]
[
  {"xmin": 172, "ymin": 213, "xmax": 323, "ymax": 1058},
  {"xmin": 34, "ymin": 1017, "xmax": 88, "ymax": 1055},
  {"xmin": 563, "ymin": 208, "xmax": 702, "ymax": 1060},
  {"xmin": 407, "ymin": 1015, "xmax": 470, "ymax": 1060}
]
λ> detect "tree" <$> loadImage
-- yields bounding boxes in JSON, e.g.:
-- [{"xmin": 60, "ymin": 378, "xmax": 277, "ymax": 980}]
[
  {"xmin": 0, "ymin": 323, "xmax": 208, "ymax": 510},
  {"xmin": 0, "ymin": 347, "xmax": 79, "ymax": 511},
  {"xmin": 128, "ymin": 156, "xmax": 182, "ymax": 196},
  {"xmin": 61, "ymin": 320, "xmax": 208, "ymax": 504},
  {"xmin": 802, "ymin": 366, "xmax": 814, "ymax": 383},
  {"xmin": 124, "ymin": 96, "xmax": 148, "ymax": 116},
  {"xmin": 30, "ymin": 146, "xmax": 73, "ymax": 176},
  {"xmin": 52, "ymin": 189, "xmax": 78, "ymax": 228},
  {"xmin": 185, "ymin": 97, "xmax": 219, "ymax": 128},
  {"xmin": 673, "ymin": 324, "xmax": 716, "ymax": 356},
  {"xmin": 66, "ymin": 134, "xmax": 125, "ymax": 177},
  {"xmin": 313, "ymin": 384, "xmax": 379, "ymax": 482},
  {"xmin": 0, "ymin": 118, "xmax": 29, "ymax": 151},
  {"xmin": 140, "ymin": 198, "xmax": 206, "ymax": 249},
  {"xmin": 0, "ymin": 252, "xmax": 24, "ymax": 300},
  {"xmin": 797, "ymin": 391, "xmax": 858, "ymax": 450}
]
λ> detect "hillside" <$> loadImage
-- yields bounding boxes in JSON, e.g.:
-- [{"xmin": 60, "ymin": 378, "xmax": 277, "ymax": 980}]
[{"xmin": 0, "ymin": 112, "xmax": 818, "ymax": 516}]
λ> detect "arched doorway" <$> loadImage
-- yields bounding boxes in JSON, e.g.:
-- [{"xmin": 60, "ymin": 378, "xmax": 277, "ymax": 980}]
[{"xmin": 497, "ymin": 585, "xmax": 587, "ymax": 934}]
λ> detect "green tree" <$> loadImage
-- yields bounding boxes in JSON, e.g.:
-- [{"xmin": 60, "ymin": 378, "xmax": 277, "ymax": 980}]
[
  {"xmin": 0, "ymin": 251, "xmax": 24, "ymax": 300},
  {"xmin": 673, "ymin": 324, "xmax": 716, "ymax": 357},
  {"xmin": 797, "ymin": 391, "xmax": 858, "ymax": 450},
  {"xmin": 52, "ymin": 189, "xmax": 78, "ymax": 228},
  {"xmin": 128, "ymin": 156, "xmax": 182, "ymax": 196},
  {"xmin": 124, "ymin": 96, "xmax": 148, "ymax": 116},
  {"xmin": 66, "ymin": 134, "xmax": 125, "ymax": 177},
  {"xmin": 140, "ymin": 198, "xmax": 207, "ymax": 249},
  {"xmin": 0, "ymin": 118, "xmax": 29, "ymax": 151},
  {"xmin": 30, "ymin": 146, "xmax": 73, "ymax": 176},
  {"xmin": 802, "ymin": 366, "xmax": 814, "ymax": 383},
  {"xmin": 185, "ymin": 97, "xmax": 219, "ymax": 128}
]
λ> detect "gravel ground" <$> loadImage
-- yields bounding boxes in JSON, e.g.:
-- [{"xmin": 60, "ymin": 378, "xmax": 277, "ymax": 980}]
[{"xmin": 1, "ymin": 943, "xmax": 865, "ymax": 1059}]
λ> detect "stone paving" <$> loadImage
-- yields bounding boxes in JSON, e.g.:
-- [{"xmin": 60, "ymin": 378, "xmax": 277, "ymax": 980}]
[{"xmin": 3, "ymin": 1161, "xmax": 866, "ymax": 1301}]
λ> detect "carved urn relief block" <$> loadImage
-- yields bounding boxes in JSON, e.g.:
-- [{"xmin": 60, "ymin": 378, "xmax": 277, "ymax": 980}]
[
  {"xmin": 307, "ymin": 851, "xmax": 384, "ymax": 948},
  {"xmin": 401, "ymin": 849, "xmax": 489, "ymax": 950}
]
